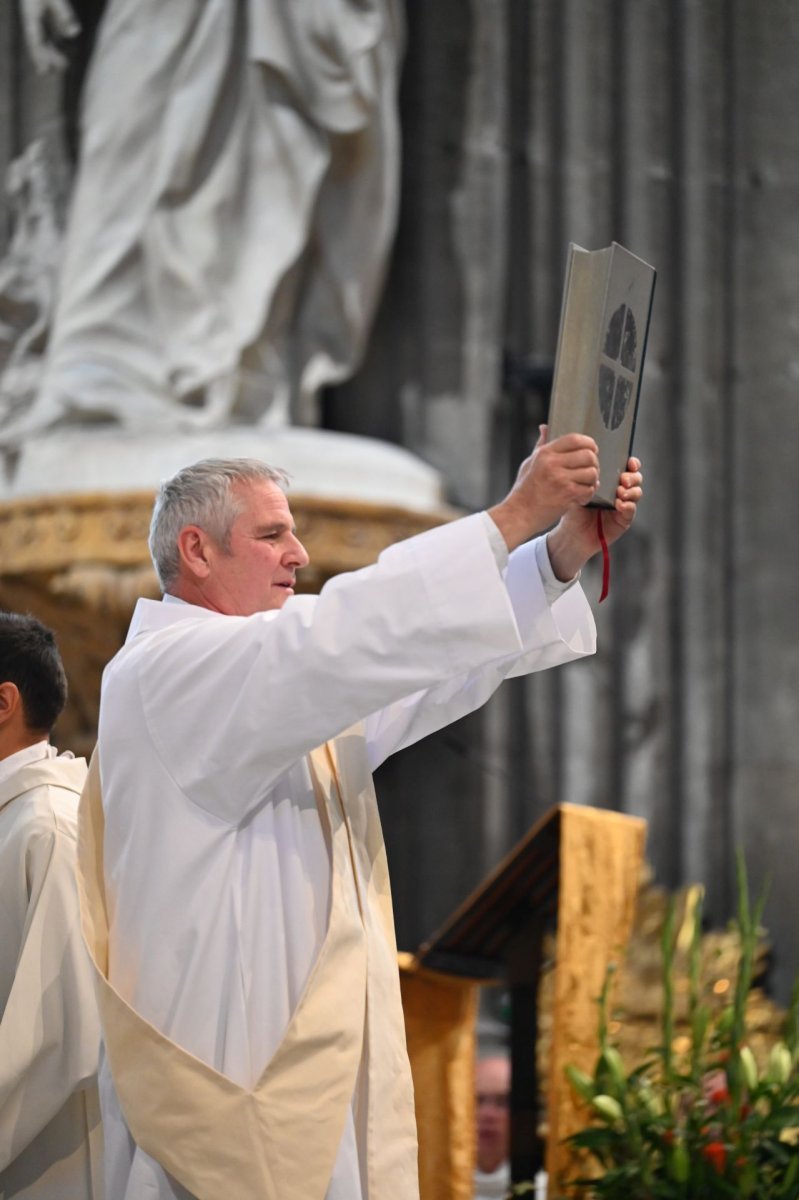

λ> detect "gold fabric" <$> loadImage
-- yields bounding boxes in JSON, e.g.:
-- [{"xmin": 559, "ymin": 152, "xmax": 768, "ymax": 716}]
[
  {"xmin": 399, "ymin": 955, "xmax": 479, "ymax": 1200},
  {"xmin": 396, "ymin": 805, "xmax": 646, "ymax": 1200},
  {"xmin": 77, "ymin": 733, "xmax": 419, "ymax": 1200},
  {"xmin": 546, "ymin": 803, "xmax": 646, "ymax": 1188}
]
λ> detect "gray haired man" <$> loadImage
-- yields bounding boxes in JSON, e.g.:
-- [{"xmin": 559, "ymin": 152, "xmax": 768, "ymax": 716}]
[{"xmin": 84, "ymin": 434, "xmax": 642, "ymax": 1200}]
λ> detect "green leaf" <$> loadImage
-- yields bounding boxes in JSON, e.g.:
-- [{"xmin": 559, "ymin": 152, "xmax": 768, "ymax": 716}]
[
  {"xmin": 660, "ymin": 898, "xmax": 677, "ymax": 1081},
  {"xmin": 628, "ymin": 1059, "xmax": 659, "ymax": 1080},
  {"xmin": 669, "ymin": 1141, "xmax": 690, "ymax": 1183},
  {"xmin": 601, "ymin": 1047, "xmax": 627, "ymax": 1097},
  {"xmin": 777, "ymin": 1151, "xmax": 799, "ymax": 1196},
  {"xmin": 759, "ymin": 1107, "xmax": 799, "ymax": 1131},
  {"xmin": 565, "ymin": 1064, "xmax": 596, "ymax": 1102},
  {"xmin": 568, "ymin": 1126, "xmax": 621, "ymax": 1153}
]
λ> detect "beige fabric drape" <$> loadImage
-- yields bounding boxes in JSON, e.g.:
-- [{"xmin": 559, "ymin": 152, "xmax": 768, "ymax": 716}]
[{"xmin": 399, "ymin": 955, "xmax": 479, "ymax": 1200}]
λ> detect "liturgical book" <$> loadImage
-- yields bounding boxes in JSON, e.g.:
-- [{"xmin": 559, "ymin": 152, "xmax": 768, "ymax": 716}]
[{"xmin": 547, "ymin": 242, "xmax": 656, "ymax": 508}]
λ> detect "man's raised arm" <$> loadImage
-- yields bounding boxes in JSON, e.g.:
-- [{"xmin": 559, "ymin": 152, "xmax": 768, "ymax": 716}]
[{"xmin": 488, "ymin": 424, "xmax": 643, "ymax": 580}]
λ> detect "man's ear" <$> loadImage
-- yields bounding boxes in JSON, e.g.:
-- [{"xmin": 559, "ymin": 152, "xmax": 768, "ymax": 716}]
[
  {"xmin": 176, "ymin": 525, "xmax": 213, "ymax": 580},
  {"xmin": 0, "ymin": 681, "xmax": 21, "ymax": 728}
]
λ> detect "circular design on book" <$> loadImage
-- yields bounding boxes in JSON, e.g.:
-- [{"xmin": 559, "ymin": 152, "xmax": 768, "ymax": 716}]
[{"xmin": 598, "ymin": 303, "xmax": 638, "ymax": 430}]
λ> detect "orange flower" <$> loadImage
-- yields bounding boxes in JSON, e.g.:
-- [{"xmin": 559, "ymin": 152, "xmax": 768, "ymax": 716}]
[{"xmin": 702, "ymin": 1142, "xmax": 727, "ymax": 1174}]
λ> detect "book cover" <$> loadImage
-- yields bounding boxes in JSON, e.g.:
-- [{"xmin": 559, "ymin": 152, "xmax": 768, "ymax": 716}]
[{"xmin": 547, "ymin": 242, "xmax": 656, "ymax": 508}]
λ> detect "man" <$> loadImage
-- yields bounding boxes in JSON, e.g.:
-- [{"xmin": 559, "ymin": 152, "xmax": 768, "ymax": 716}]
[
  {"xmin": 0, "ymin": 613, "xmax": 102, "ymax": 1199},
  {"xmin": 474, "ymin": 1054, "xmax": 512, "ymax": 1200},
  {"xmin": 82, "ymin": 428, "xmax": 642, "ymax": 1200}
]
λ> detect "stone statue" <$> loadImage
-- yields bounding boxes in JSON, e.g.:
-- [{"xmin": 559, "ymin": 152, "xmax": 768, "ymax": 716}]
[
  {"xmin": 2, "ymin": 0, "xmax": 403, "ymax": 444},
  {"xmin": 0, "ymin": 139, "xmax": 66, "ymax": 424},
  {"xmin": 19, "ymin": 0, "xmax": 82, "ymax": 73}
]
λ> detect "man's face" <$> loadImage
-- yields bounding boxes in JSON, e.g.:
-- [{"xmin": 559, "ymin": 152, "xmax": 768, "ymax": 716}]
[
  {"xmin": 202, "ymin": 480, "xmax": 309, "ymax": 616},
  {"xmin": 475, "ymin": 1056, "xmax": 511, "ymax": 1174}
]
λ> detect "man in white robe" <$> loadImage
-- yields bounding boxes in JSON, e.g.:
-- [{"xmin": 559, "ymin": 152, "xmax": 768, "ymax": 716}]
[
  {"xmin": 0, "ymin": 613, "xmax": 103, "ymax": 1200},
  {"xmin": 88, "ymin": 431, "xmax": 643, "ymax": 1200}
]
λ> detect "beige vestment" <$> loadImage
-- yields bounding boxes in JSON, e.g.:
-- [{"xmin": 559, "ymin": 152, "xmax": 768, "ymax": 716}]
[{"xmin": 79, "ymin": 734, "xmax": 418, "ymax": 1200}]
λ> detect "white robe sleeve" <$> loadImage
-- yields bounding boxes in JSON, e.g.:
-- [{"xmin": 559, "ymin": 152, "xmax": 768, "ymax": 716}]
[
  {"xmin": 0, "ymin": 812, "xmax": 100, "ymax": 1170},
  {"xmin": 119, "ymin": 514, "xmax": 593, "ymax": 825},
  {"xmin": 363, "ymin": 535, "xmax": 596, "ymax": 769}
]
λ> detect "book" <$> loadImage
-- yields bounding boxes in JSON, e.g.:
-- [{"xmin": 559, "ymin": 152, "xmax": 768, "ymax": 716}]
[{"xmin": 547, "ymin": 242, "xmax": 656, "ymax": 508}]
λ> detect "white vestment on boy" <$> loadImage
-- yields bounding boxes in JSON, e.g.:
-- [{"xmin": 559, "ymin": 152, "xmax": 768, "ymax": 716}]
[
  {"xmin": 91, "ymin": 512, "xmax": 596, "ymax": 1200},
  {"xmin": 0, "ymin": 745, "xmax": 103, "ymax": 1200}
]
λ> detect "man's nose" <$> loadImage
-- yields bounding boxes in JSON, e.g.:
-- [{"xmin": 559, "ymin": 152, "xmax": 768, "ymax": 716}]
[{"xmin": 285, "ymin": 532, "xmax": 310, "ymax": 568}]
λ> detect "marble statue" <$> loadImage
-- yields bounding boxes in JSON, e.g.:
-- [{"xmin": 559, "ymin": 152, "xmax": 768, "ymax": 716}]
[
  {"xmin": 0, "ymin": 140, "xmax": 66, "ymax": 425},
  {"xmin": 2, "ymin": 0, "xmax": 403, "ymax": 444}
]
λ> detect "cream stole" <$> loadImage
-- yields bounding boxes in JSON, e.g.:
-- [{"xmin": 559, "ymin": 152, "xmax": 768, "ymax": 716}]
[{"xmin": 77, "ymin": 735, "xmax": 418, "ymax": 1200}]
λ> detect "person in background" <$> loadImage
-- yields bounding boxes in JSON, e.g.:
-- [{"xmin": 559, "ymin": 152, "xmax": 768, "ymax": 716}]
[
  {"xmin": 474, "ymin": 1054, "xmax": 512, "ymax": 1199},
  {"xmin": 0, "ymin": 612, "xmax": 102, "ymax": 1199}
]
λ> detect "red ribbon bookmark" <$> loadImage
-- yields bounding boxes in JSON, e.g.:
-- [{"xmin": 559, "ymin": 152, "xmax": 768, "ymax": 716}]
[{"xmin": 597, "ymin": 509, "xmax": 610, "ymax": 603}]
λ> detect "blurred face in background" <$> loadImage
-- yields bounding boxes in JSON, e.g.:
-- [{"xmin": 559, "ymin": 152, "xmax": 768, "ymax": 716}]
[{"xmin": 475, "ymin": 1056, "xmax": 511, "ymax": 1173}]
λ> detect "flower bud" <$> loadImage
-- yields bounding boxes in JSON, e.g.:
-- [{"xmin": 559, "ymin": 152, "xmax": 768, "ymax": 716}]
[
  {"xmin": 739, "ymin": 1045, "xmax": 758, "ymax": 1092},
  {"xmin": 670, "ymin": 1141, "xmax": 690, "ymax": 1183},
  {"xmin": 767, "ymin": 1042, "xmax": 792, "ymax": 1084},
  {"xmin": 591, "ymin": 1094, "xmax": 623, "ymax": 1123},
  {"xmin": 703, "ymin": 1141, "xmax": 727, "ymax": 1174}
]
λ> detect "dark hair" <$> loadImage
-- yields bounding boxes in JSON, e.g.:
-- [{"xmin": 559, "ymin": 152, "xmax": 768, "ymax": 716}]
[{"xmin": 0, "ymin": 613, "xmax": 68, "ymax": 734}]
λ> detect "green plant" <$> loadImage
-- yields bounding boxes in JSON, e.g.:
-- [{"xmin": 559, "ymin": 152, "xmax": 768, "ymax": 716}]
[{"xmin": 563, "ymin": 855, "xmax": 799, "ymax": 1198}]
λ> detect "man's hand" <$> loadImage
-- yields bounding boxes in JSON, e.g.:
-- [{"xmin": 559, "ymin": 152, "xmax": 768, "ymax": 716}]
[
  {"xmin": 488, "ymin": 425, "xmax": 600, "ymax": 551},
  {"xmin": 21, "ymin": 0, "xmax": 80, "ymax": 73},
  {"xmin": 546, "ymin": 457, "xmax": 643, "ymax": 581}
]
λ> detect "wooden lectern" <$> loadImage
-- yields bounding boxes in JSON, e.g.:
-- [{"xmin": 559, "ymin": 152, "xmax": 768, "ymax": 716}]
[{"xmin": 400, "ymin": 803, "xmax": 645, "ymax": 1200}]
